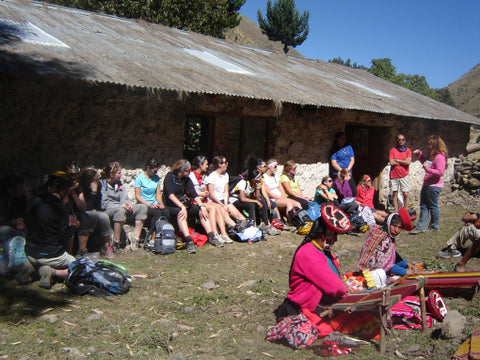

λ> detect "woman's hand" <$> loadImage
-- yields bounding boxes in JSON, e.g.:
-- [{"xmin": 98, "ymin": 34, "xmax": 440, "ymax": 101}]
[
  {"xmin": 123, "ymin": 202, "xmax": 133, "ymax": 212},
  {"xmin": 413, "ymin": 149, "xmax": 421, "ymax": 155},
  {"xmin": 199, "ymin": 206, "xmax": 209, "ymax": 221},
  {"xmin": 256, "ymin": 200, "xmax": 263, "ymax": 209},
  {"xmin": 69, "ymin": 215, "xmax": 80, "ymax": 228}
]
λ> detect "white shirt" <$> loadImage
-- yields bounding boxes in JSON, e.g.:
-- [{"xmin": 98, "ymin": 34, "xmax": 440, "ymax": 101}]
[
  {"xmin": 204, "ymin": 171, "xmax": 229, "ymax": 202},
  {"xmin": 263, "ymin": 173, "xmax": 282, "ymax": 198},
  {"xmin": 229, "ymin": 179, "xmax": 254, "ymax": 203}
]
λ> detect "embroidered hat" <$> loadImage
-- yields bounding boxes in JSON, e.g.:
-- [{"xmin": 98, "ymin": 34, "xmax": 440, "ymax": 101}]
[
  {"xmin": 320, "ymin": 203, "xmax": 351, "ymax": 234},
  {"xmin": 398, "ymin": 206, "xmax": 413, "ymax": 231}
]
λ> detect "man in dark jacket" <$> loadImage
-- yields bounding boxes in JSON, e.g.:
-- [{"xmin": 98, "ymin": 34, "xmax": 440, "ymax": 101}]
[{"xmin": 26, "ymin": 172, "xmax": 80, "ymax": 289}]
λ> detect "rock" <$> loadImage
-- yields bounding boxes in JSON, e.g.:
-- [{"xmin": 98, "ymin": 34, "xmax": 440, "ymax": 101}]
[
  {"xmin": 39, "ymin": 314, "xmax": 58, "ymax": 323},
  {"xmin": 201, "ymin": 280, "xmax": 216, "ymax": 290},
  {"xmin": 86, "ymin": 314, "xmax": 102, "ymax": 321},
  {"xmin": 469, "ymin": 178, "xmax": 480, "ymax": 188},
  {"xmin": 407, "ymin": 344, "xmax": 421, "ymax": 352},
  {"xmin": 441, "ymin": 310, "xmax": 466, "ymax": 338},
  {"xmin": 62, "ymin": 347, "xmax": 85, "ymax": 358}
]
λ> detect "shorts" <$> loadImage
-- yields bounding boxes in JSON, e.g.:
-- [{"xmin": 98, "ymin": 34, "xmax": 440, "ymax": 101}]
[
  {"xmin": 28, "ymin": 252, "xmax": 76, "ymax": 269},
  {"xmin": 105, "ymin": 204, "xmax": 148, "ymax": 222},
  {"xmin": 390, "ymin": 175, "xmax": 410, "ymax": 193},
  {"xmin": 77, "ymin": 210, "xmax": 113, "ymax": 237}
]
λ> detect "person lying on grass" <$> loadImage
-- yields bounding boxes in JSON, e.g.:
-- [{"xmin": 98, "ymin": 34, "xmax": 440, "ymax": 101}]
[{"xmin": 357, "ymin": 207, "xmax": 416, "ymax": 277}]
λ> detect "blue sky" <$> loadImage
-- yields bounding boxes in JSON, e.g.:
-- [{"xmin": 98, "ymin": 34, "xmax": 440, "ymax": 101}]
[{"xmin": 240, "ymin": 0, "xmax": 480, "ymax": 89}]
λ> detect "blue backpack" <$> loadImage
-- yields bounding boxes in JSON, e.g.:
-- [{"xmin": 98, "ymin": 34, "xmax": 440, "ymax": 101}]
[
  {"xmin": 65, "ymin": 257, "xmax": 132, "ymax": 297},
  {"xmin": 306, "ymin": 202, "xmax": 321, "ymax": 221}
]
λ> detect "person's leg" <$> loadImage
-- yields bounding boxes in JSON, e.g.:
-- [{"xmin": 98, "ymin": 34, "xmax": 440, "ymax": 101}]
[
  {"xmin": 392, "ymin": 190, "xmax": 399, "ymax": 212},
  {"xmin": 132, "ymin": 204, "xmax": 148, "ymax": 239},
  {"xmin": 226, "ymin": 203, "xmax": 246, "ymax": 221},
  {"xmin": 233, "ymin": 201, "xmax": 257, "ymax": 224},
  {"xmin": 288, "ymin": 196, "xmax": 309, "ymax": 210},
  {"xmin": 258, "ymin": 196, "xmax": 270, "ymax": 224},
  {"xmin": 37, "ymin": 252, "xmax": 75, "ymax": 288},
  {"xmin": 456, "ymin": 239, "xmax": 480, "ymax": 272},
  {"xmin": 427, "ymin": 187, "xmax": 442, "ymax": 230},
  {"xmin": 415, "ymin": 186, "xmax": 429, "ymax": 231},
  {"xmin": 105, "ymin": 206, "xmax": 127, "ymax": 243}
]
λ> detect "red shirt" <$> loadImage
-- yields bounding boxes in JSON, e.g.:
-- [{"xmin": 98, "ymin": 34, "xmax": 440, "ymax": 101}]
[
  {"xmin": 389, "ymin": 147, "xmax": 412, "ymax": 179},
  {"xmin": 356, "ymin": 185, "xmax": 375, "ymax": 209}
]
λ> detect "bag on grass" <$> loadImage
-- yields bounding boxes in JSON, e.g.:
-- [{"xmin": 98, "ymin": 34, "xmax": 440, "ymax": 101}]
[
  {"xmin": 144, "ymin": 216, "xmax": 176, "ymax": 254},
  {"xmin": 65, "ymin": 257, "xmax": 131, "ymax": 297},
  {"xmin": 288, "ymin": 207, "xmax": 312, "ymax": 228},
  {"xmin": 232, "ymin": 226, "xmax": 263, "ymax": 243}
]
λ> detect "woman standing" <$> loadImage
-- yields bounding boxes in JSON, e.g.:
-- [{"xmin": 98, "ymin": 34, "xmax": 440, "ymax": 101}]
[
  {"xmin": 280, "ymin": 160, "xmax": 309, "ymax": 210},
  {"xmin": 410, "ymin": 135, "xmax": 448, "ymax": 234},
  {"xmin": 330, "ymin": 132, "xmax": 355, "ymax": 178}
]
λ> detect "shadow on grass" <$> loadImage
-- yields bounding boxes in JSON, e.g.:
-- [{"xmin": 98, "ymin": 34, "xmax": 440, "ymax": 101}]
[{"xmin": 0, "ymin": 278, "xmax": 75, "ymax": 322}]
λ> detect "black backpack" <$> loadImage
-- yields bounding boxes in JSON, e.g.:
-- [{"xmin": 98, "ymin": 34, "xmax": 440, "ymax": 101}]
[
  {"xmin": 65, "ymin": 257, "xmax": 131, "ymax": 297},
  {"xmin": 288, "ymin": 207, "xmax": 313, "ymax": 228},
  {"xmin": 228, "ymin": 174, "xmax": 245, "ymax": 194},
  {"xmin": 144, "ymin": 216, "xmax": 176, "ymax": 255}
]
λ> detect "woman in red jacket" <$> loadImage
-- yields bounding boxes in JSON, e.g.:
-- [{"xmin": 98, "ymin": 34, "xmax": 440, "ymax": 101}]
[{"xmin": 356, "ymin": 174, "xmax": 387, "ymax": 224}]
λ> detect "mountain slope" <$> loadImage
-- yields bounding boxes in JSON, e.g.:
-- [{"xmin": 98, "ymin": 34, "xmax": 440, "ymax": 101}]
[
  {"xmin": 447, "ymin": 63, "xmax": 480, "ymax": 118},
  {"xmin": 225, "ymin": 15, "xmax": 303, "ymax": 57}
]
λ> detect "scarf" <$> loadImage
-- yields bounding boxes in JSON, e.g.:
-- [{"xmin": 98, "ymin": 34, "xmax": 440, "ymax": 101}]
[
  {"xmin": 192, "ymin": 170, "xmax": 203, "ymax": 186},
  {"xmin": 286, "ymin": 173, "xmax": 295, "ymax": 182},
  {"xmin": 395, "ymin": 145, "xmax": 407, "ymax": 152}
]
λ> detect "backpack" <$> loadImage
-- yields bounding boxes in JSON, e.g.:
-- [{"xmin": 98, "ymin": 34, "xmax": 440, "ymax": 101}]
[
  {"xmin": 306, "ymin": 202, "xmax": 321, "ymax": 221},
  {"xmin": 349, "ymin": 211, "xmax": 368, "ymax": 233},
  {"xmin": 228, "ymin": 174, "xmax": 245, "ymax": 194},
  {"xmin": 144, "ymin": 216, "xmax": 176, "ymax": 254},
  {"xmin": 65, "ymin": 257, "xmax": 131, "ymax": 297},
  {"xmin": 231, "ymin": 226, "xmax": 264, "ymax": 243},
  {"xmin": 288, "ymin": 207, "xmax": 312, "ymax": 228}
]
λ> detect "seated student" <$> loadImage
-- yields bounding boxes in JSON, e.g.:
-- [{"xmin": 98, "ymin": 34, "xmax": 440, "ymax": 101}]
[
  {"xmin": 189, "ymin": 155, "xmax": 231, "ymax": 244},
  {"xmin": 0, "ymin": 175, "xmax": 34, "ymax": 284},
  {"xmin": 315, "ymin": 176, "xmax": 357, "ymax": 215},
  {"xmin": 134, "ymin": 157, "xmax": 169, "ymax": 241},
  {"xmin": 333, "ymin": 168, "xmax": 356, "ymax": 203},
  {"xmin": 163, "ymin": 159, "xmax": 220, "ymax": 253},
  {"xmin": 273, "ymin": 204, "xmax": 379, "ymax": 340},
  {"xmin": 439, "ymin": 211, "xmax": 480, "ymax": 272},
  {"xmin": 25, "ymin": 173, "xmax": 80, "ymax": 289},
  {"xmin": 100, "ymin": 161, "xmax": 148, "ymax": 251},
  {"xmin": 262, "ymin": 159, "xmax": 301, "ymax": 226},
  {"xmin": 356, "ymin": 174, "xmax": 388, "ymax": 224},
  {"xmin": 280, "ymin": 160, "xmax": 309, "ymax": 210},
  {"xmin": 357, "ymin": 207, "xmax": 416, "ymax": 277},
  {"xmin": 204, "ymin": 156, "xmax": 248, "ymax": 231},
  {"xmin": 77, "ymin": 168, "xmax": 114, "ymax": 258}
]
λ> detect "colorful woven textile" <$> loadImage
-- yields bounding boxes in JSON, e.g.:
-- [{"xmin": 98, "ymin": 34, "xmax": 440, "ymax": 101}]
[{"xmin": 453, "ymin": 326, "xmax": 480, "ymax": 359}]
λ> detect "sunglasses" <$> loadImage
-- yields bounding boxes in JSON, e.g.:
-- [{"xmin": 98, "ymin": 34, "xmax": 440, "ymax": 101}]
[
  {"xmin": 325, "ymin": 179, "xmax": 332, "ymax": 183},
  {"xmin": 220, "ymin": 161, "xmax": 228, "ymax": 164},
  {"xmin": 293, "ymin": 167, "xmax": 297, "ymax": 170},
  {"xmin": 397, "ymin": 138, "xmax": 405, "ymax": 142}
]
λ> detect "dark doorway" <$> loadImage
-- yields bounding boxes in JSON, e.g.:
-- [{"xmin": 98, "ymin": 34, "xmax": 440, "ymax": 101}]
[
  {"xmin": 184, "ymin": 114, "xmax": 268, "ymax": 174},
  {"xmin": 345, "ymin": 124, "xmax": 390, "ymax": 183}
]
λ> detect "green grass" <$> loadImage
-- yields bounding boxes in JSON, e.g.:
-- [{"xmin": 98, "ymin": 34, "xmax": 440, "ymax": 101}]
[{"xmin": 1, "ymin": 201, "xmax": 480, "ymax": 359}]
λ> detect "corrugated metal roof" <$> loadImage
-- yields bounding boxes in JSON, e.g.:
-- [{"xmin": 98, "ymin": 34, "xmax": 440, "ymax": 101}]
[{"xmin": 1, "ymin": 0, "xmax": 479, "ymax": 124}]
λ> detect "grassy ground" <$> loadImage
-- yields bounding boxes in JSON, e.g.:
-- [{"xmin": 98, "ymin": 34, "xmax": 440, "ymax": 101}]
[{"xmin": 2, "ymin": 200, "xmax": 480, "ymax": 359}]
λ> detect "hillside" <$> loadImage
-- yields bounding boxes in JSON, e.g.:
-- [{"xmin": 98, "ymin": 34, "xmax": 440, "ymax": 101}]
[
  {"xmin": 447, "ymin": 63, "xmax": 480, "ymax": 118},
  {"xmin": 225, "ymin": 15, "xmax": 303, "ymax": 57}
]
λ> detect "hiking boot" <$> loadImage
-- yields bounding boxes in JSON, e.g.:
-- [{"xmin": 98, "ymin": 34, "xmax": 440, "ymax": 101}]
[
  {"xmin": 438, "ymin": 246, "xmax": 462, "ymax": 259},
  {"xmin": 209, "ymin": 235, "xmax": 224, "ymax": 248},
  {"xmin": 112, "ymin": 241, "xmax": 121, "ymax": 254},
  {"xmin": 236, "ymin": 219, "xmax": 248, "ymax": 233},
  {"xmin": 221, "ymin": 234, "xmax": 233, "ymax": 244},
  {"xmin": 39, "ymin": 265, "xmax": 56, "ymax": 289},
  {"xmin": 258, "ymin": 222, "xmax": 267, "ymax": 232},
  {"xmin": 13, "ymin": 262, "xmax": 34, "ymax": 285},
  {"xmin": 100, "ymin": 245, "xmax": 115, "ymax": 259},
  {"xmin": 186, "ymin": 241, "xmax": 196, "ymax": 254}
]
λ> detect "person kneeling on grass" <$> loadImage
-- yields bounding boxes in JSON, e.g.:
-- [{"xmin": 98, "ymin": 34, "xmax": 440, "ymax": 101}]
[
  {"xmin": 25, "ymin": 173, "xmax": 80, "ymax": 289},
  {"xmin": 270, "ymin": 204, "xmax": 379, "ymax": 342},
  {"xmin": 439, "ymin": 211, "xmax": 480, "ymax": 272},
  {"xmin": 356, "ymin": 207, "xmax": 416, "ymax": 277}
]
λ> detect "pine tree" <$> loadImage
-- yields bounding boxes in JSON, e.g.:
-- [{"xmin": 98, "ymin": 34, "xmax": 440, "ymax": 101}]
[{"xmin": 257, "ymin": 0, "xmax": 309, "ymax": 54}]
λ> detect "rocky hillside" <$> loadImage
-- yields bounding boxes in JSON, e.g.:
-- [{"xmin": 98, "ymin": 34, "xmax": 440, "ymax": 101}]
[
  {"xmin": 225, "ymin": 15, "xmax": 302, "ymax": 57},
  {"xmin": 447, "ymin": 63, "xmax": 480, "ymax": 118}
]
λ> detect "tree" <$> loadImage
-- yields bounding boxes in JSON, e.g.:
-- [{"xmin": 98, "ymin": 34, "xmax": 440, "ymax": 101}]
[
  {"xmin": 257, "ymin": 0, "xmax": 309, "ymax": 54},
  {"xmin": 46, "ymin": 0, "xmax": 245, "ymax": 38},
  {"xmin": 369, "ymin": 58, "xmax": 397, "ymax": 82}
]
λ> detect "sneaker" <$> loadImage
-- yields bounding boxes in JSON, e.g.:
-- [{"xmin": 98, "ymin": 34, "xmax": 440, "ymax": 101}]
[
  {"xmin": 438, "ymin": 247, "xmax": 462, "ymax": 259},
  {"xmin": 39, "ymin": 265, "xmax": 56, "ymax": 289},
  {"xmin": 258, "ymin": 222, "xmax": 267, "ymax": 232},
  {"xmin": 13, "ymin": 262, "xmax": 34, "ymax": 285},
  {"xmin": 208, "ymin": 235, "xmax": 224, "ymax": 248},
  {"xmin": 100, "ymin": 245, "xmax": 115, "ymax": 259},
  {"xmin": 409, "ymin": 229, "xmax": 426, "ymax": 235},
  {"xmin": 128, "ymin": 232, "xmax": 138, "ymax": 251},
  {"xmin": 236, "ymin": 219, "xmax": 248, "ymax": 233},
  {"xmin": 7, "ymin": 236, "xmax": 29, "ymax": 268},
  {"xmin": 112, "ymin": 241, "xmax": 121, "ymax": 254},
  {"xmin": 265, "ymin": 225, "xmax": 281, "ymax": 236},
  {"xmin": 221, "ymin": 234, "xmax": 233, "ymax": 244},
  {"xmin": 186, "ymin": 241, "xmax": 196, "ymax": 254}
]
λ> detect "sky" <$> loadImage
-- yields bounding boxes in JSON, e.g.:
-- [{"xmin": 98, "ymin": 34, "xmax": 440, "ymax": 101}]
[{"xmin": 240, "ymin": 0, "xmax": 480, "ymax": 89}]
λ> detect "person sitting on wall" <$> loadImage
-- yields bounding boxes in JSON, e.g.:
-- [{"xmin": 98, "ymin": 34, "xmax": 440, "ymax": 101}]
[
  {"xmin": 163, "ymin": 159, "xmax": 220, "ymax": 253},
  {"xmin": 280, "ymin": 160, "xmax": 310, "ymax": 210},
  {"xmin": 332, "ymin": 168, "xmax": 356, "ymax": 204},
  {"xmin": 438, "ymin": 211, "xmax": 480, "ymax": 272},
  {"xmin": 100, "ymin": 161, "xmax": 148, "ymax": 251},
  {"xmin": 357, "ymin": 207, "xmax": 416, "ymax": 277},
  {"xmin": 189, "ymin": 155, "xmax": 232, "ymax": 245},
  {"xmin": 134, "ymin": 157, "xmax": 170, "ymax": 243},
  {"xmin": 204, "ymin": 156, "xmax": 248, "ymax": 232},
  {"xmin": 262, "ymin": 159, "xmax": 301, "ymax": 226},
  {"xmin": 76, "ymin": 167, "xmax": 115, "ymax": 258},
  {"xmin": 25, "ymin": 173, "xmax": 80, "ymax": 289},
  {"xmin": 315, "ymin": 176, "xmax": 357, "ymax": 215},
  {"xmin": 356, "ymin": 174, "xmax": 388, "ymax": 224}
]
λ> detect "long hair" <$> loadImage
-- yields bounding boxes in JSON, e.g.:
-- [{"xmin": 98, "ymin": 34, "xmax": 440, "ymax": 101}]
[
  {"xmin": 207, "ymin": 155, "xmax": 225, "ymax": 175},
  {"xmin": 337, "ymin": 168, "xmax": 350, "ymax": 182},
  {"xmin": 80, "ymin": 168, "xmax": 98, "ymax": 190},
  {"xmin": 429, "ymin": 135, "xmax": 448, "ymax": 158},
  {"xmin": 192, "ymin": 155, "xmax": 207, "ymax": 171},
  {"xmin": 282, "ymin": 160, "xmax": 296, "ymax": 176},
  {"xmin": 357, "ymin": 174, "xmax": 371, "ymax": 191},
  {"xmin": 101, "ymin": 161, "xmax": 120, "ymax": 179},
  {"xmin": 171, "ymin": 159, "xmax": 189, "ymax": 175}
]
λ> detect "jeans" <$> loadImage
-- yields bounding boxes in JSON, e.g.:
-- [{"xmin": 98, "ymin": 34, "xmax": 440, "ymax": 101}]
[{"xmin": 416, "ymin": 185, "xmax": 441, "ymax": 231}]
